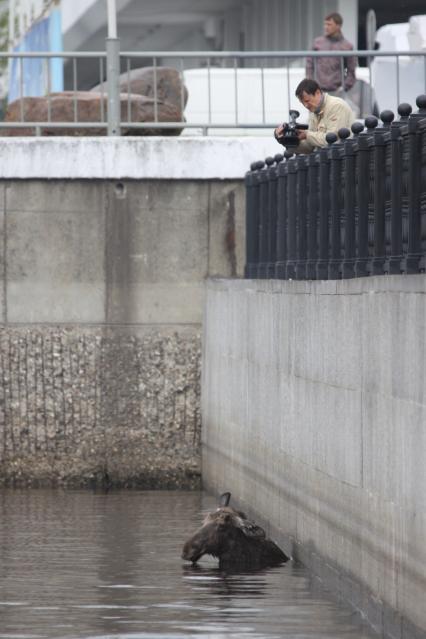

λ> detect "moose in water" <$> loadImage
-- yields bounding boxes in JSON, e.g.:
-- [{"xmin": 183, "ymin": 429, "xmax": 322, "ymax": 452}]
[{"xmin": 182, "ymin": 492, "xmax": 289, "ymax": 570}]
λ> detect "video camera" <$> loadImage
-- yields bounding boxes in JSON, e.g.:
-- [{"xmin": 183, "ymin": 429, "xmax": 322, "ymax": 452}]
[{"xmin": 281, "ymin": 109, "xmax": 308, "ymax": 147}]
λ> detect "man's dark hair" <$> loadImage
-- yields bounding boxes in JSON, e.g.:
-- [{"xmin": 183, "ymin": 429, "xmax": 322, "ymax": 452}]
[
  {"xmin": 325, "ymin": 12, "xmax": 343, "ymax": 26},
  {"xmin": 295, "ymin": 78, "xmax": 321, "ymax": 99}
]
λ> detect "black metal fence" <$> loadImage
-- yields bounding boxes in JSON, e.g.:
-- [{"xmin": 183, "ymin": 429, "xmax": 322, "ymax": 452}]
[{"xmin": 245, "ymin": 95, "xmax": 426, "ymax": 280}]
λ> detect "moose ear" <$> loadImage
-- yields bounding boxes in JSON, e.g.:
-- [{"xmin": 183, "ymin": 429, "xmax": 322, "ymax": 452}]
[{"xmin": 218, "ymin": 492, "xmax": 231, "ymax": 507}]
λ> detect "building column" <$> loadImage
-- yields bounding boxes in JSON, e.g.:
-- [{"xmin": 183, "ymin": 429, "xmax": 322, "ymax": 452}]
[{"xmin": 337, "ymin": 0, "xmax": 358, "ymax": 47}]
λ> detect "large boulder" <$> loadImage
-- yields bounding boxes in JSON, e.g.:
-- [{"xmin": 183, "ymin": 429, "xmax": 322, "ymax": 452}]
[
  {"xmin": 91, "ymin": 66, "xmax": 188, "ymax": 111},
  {"xmin": 2, "ymin": 90, "xmax": 184, "ymax": 136}
]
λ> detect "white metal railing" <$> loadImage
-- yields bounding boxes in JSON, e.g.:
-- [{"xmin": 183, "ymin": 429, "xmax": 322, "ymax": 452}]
[{"xmin": 0, "ymin": 49, "xmax": 425, "ymax": 136}]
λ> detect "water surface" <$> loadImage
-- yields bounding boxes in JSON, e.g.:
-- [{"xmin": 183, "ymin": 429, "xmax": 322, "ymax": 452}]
[{"xmin": 0, "ymin": 490, "xmax": 378, "ymax": 639}]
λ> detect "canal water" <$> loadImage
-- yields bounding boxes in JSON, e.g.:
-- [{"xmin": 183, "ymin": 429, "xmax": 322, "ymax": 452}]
[{"xmin": 0, "ymin": 489, "xmax": 379, "ymax": 639}]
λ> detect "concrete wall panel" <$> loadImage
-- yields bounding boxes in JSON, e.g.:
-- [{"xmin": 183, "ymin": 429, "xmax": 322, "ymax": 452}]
[
  {"xmin": 0, "ymin": 185, "xmax": 5, "ymax": 323},
  {"xmin": 203, "ymin": 276, "xmax": 426, "ymax": 639},
  {"xmin": 6, "ymin": 206, "xmax": 106, "ymax": 323},
  {"xmin": 106, "ymin": 282, "xmax": 204, "ymax": 324},
  {"xmin": 5, "ymin": 181, "xmax": 104, "ymax": 214}
]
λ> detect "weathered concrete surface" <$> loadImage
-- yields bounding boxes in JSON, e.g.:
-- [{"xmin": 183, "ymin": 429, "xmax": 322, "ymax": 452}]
[
  {"xmin": 202, "ymin": 276, "xmax": 426, "ymax": 639},
  {"xmin": 0, "ymin": 176, "xmax": 246, "ymax": 488},
  {"xmin": 0, "ymin": 137, "xmax": 277, "ymax": 180},
  {"xmin": 3, "ymin": 180, "xmax": 245, "ymax": 325}
]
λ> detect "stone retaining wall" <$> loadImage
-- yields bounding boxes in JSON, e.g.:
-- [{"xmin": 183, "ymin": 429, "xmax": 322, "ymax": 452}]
[
  {"xmin": 0, "ymin": 326, "xmax": 200, "ymax": 488},
  {"xmin": 0, "ymin": 159, "xmax": 252, "ymax": 486}
]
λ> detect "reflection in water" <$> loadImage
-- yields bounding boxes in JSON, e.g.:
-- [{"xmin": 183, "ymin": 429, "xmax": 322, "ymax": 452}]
[{"xmin": 0, "ymin": 489, "xmax": 378, "ymax": 639}]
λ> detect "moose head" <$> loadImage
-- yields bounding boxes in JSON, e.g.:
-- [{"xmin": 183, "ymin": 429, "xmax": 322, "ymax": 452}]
[{"xmin": 182, "ymin": 492, "xmax": 289, "ymax": 570}]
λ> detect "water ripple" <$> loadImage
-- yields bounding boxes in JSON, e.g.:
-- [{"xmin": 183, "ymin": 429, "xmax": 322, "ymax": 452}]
[{"xmin": 0, "ymin": 489, "xmax": 379, "ymax": 639}]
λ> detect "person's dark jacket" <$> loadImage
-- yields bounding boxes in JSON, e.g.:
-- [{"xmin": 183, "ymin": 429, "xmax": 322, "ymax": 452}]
[{"xmin": 306, "ymin": 33, "xmax": 358, "ymax": 92}]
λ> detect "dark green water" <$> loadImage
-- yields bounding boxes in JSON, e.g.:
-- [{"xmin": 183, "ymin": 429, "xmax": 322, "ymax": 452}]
[{"xmin": 0, "ymin": 489, "xmax": 379, "ymax": 639}]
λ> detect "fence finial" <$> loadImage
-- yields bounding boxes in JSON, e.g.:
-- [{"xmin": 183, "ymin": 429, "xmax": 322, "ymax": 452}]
[
  {"xmin": 365, "ymin": 116, "xmax": 378, "ymax": 131},
  {"xmin": 326, "ymin": 132, "xmax": 338, "ymax": 145},
  {"xmin": 380, "ymin": 110, "xmax": 394, "ymax": 128},
  {"xmin": 415, "ymin": 94, "xmax": 426, "ymax": 115},
  {"xmin": 397, "ymin": 103, "xmax": 412, "ymax": 121},
  {"xmin": 338, "ymin": 128, "xmax": 351, "ymax": 141},
  {"xmin": 351, "ymin": 121, "xmax": 364, "ymax": 136}
]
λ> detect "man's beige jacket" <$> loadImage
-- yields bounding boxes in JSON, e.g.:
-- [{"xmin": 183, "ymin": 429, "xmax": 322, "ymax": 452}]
[{"xmin": 295, "ymin": 93, "xmax": 356, "ymax": 154}]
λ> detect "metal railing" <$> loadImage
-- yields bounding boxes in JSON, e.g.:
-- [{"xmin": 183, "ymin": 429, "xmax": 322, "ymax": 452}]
[
  {"xmin": 244, "ymin": 95, "xmax": 426, "ymax": 281},
  {"xmin": 1, "ymin": 49, "xmax": 426, "ymax": 135}
]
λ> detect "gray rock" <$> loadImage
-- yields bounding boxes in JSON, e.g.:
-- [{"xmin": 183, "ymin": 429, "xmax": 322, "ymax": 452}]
[{"xmin": 91, "ymin": 66, "xmax": 188, "ymax": 110}]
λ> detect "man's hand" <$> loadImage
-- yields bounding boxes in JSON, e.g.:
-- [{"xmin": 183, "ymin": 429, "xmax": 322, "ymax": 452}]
[
  {"xmin": 274, "ymin": 123, "xmax": 286, "ymax": 140},
  {"xmin": 297, "ymin": 129, "xmax": 308, "ymax": 141}
]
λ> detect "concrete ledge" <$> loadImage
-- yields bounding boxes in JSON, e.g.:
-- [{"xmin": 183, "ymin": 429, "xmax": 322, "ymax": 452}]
[
  {"xmin": 210, "ymin": 274, "xmax": 426, "ymax": 295},
  {"xmin": 0, "ymin": 136, "xmax": 276, "ymax": 180}
]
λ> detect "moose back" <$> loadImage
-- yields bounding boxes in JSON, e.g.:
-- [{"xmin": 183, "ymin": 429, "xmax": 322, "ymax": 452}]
[{"xmin": 181, "ymin": 492, "xmax": 289, "ymax": 570}]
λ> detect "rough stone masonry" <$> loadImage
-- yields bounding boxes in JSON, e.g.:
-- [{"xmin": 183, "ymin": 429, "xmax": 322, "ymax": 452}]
[{"xmin": 0, "ymin": 327, "xmax": 201, "ymax": 488}]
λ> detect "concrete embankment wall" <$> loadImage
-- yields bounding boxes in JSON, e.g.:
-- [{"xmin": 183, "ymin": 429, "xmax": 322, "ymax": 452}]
[
  {"xmin": 202, "ymin": 276, "xmax": 426, "ymax": 639},
  {"xmin": 0, "ymin": 136, "xmax": 275, "ymax": 487}
]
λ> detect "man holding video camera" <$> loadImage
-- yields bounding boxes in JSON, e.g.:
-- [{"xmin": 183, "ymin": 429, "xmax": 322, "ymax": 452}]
[{"xmin": 274, "ymin": 78, "xmax": 355, "ymax": 154}]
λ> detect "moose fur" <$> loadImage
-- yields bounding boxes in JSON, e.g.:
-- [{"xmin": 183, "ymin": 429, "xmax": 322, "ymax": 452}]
[{"xmin": 182, "ymin": 492, "xmax": 289, "ymax": 569}]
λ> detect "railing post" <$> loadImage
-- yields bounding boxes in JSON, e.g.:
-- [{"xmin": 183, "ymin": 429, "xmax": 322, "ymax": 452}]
[
  {"xmin": 275, "ymin": 152, "xmax": 291, "ymax": 279},
  {"xmin": 106, "ymin": 37, "xmax": 121, "ymax": 136},
  {"xmin": 316, "ymin": 145, "xmax": 330, "ymax": 280},
  {"xmin": 355, "ymin": 124, "xmax": 373, "ymax": 278},
  {"xmin": 306, "ymin": 153, "xmax": 319, "ymax": 279},
  {"xmin": 389, "ymin": 126, "xmax": 403, "ymax": 275},
  {"xmin": 327, "ymin": 131, "xmax": 343, "ymax": 280},
  {"xmin": 245, "ymin": 161, "xmax": 262, "ymax": 278},
  {"xmin": 286, "ymin": 156, "xmax": 298, "ymax": 279},
  {"xmin": 266, "ymin": 154, "xmax": 282, "ymax": 278},
  {"xmin": 380, "ymin": 108, "xmax": 403, "ymax": 274},
  {"xmin": 244, "ymin": 166, "xmax": 254, "ymax": 278},
  {"xmin": 257, "ymin": 159, "xmax": 271, "ymax": 278},
  {"xmin": 404, "ymin": 95, "xmax": 426, "ymax": 274},
  {"xmin": 368, "ymin": 116, "xmax": 387, "ymax": 275},
  {"xmin": 396, "ymin": 103, "xmax": 412, "ymax": 275},
  {"xmin": 379, "ymin": 110, "xmax": 394, "ymax": 275},
  {"xmin": 295, "ymin": 154, "xmax": 308, "ymax": 280},
  {"xmin": 388, "ymin": 103, "xmax": 412, "ymax": 274},
  {"xmin": 342, "ymin": 122, "xmax": 363, "ymax": 278}
]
